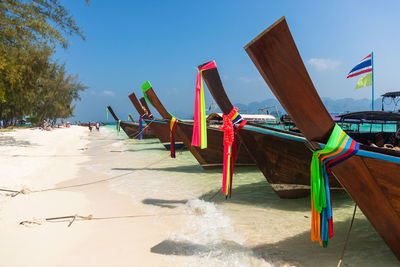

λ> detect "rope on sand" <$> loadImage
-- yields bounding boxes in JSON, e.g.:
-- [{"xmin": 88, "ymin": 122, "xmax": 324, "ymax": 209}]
[
  {"xmin": 0, "ymin": 135, "xmax": 186, "ymax": 197},
  {"xmin": 337, "ymin": 204, "xmax": 357, "ymax": 267},
  {"xmin": 20, "ymin": 213, "xmax": 185, "ymax": 227}
]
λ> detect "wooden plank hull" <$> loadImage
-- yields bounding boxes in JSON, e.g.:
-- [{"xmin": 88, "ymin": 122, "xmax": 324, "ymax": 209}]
[
  {"xmin": 178, "ymin": 121, "xmax": 255, "ymax": 169},
  {"xmin": 107, "ymin": 105, "xmax": 155, "ymax": 139},
  {"xmin": 239, "ymin": 125, "xmax": 341, "ymax": 198},
  {"xmin": 144, "ymin": 118, "xmax": 185, "ymax": 150},
  {"xmin": 245, "ymin": 17, "xmax": 400, "ymax": 259},
  {"xmin": 128, "ymin": 92, "xmax": 184, "ymax": 149},
  {"xmin": 119, "ymin": 121, "xmax": 156, "ymax": 139}
]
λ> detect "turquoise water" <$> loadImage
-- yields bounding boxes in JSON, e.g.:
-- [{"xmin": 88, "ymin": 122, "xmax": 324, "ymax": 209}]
[{"xmin": 98, "ymin": 126, "xmax": 398, "ymax": 266}]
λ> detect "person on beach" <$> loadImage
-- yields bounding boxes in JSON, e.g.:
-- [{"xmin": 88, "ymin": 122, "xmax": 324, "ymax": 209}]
[
  {"xmin": 43, "ymin": 120, "xmax": 52, "ymax": 131},
  {"xmin": 95, "ymin": 122, "xmax": 100, "ymax": 131},
  {"xmin": 88, "ymin": 121, "xmax": 92, "ymax": 132}
]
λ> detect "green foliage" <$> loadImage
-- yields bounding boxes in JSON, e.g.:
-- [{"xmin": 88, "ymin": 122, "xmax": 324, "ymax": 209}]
[{"xmin": 0, "ymin": 0, "xmax": 88, "ymax": 126}]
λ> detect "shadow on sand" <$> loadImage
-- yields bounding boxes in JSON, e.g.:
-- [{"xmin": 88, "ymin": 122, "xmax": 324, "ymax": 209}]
[
  {"xmin": 0, "ymin": 136, "xmax": 35, "ymax": 147},
  {"xmin": 142, "ymin": 198, "xmax": 187, "ymax": 209},
  {"xmin": 111, "ymin": 164, "xmax": 214, "ymax": 174},
  {"xmin": 124, "ymin": 147, "xmax": 166, "ymax": 152},
  {"xmin": 199, "ymin": 182, "xmax": 353, "ymax": 212}
]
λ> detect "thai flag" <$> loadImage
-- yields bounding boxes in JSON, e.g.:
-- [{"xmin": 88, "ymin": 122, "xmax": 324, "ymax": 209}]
[{"xmin": 347, "ymin": 54, "xmax": 372, "ymax": 78}]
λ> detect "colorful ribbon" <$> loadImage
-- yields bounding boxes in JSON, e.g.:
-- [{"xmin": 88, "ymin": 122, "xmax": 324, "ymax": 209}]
[
  {"xmin": 141, "ymin": 105, "xmax": 154, "ymax": 119},
  {"xmin": 310, "ymin": 124, "xmax": 359, "ymax": 247},
  {"xmin": 116, "ymin": 120, "xmax": 121, "ymax": 136},
  {"xmin": 106, "ymin": 107, "xmax": 109, "ymax": 120},
  {"xmin": 192, "ymin": 61, "xmax": 217, "ymax": 149},
  {"xmin": 129, "ymin": 114, "xmax": 135, "ymax": 123},
  {"xmin": 138, "ymin": 115, "xmax": 144, "ymax": 140},
  {"xmin": 141, "ymin": 80, "xmax": 179, "ymax": 120},
  {"xmin": 170, "ymin": 117, "xmax": 178, "ymax": 158},
  {"xmin": 218, "ymin": 107, "xmax": 247, "ymax": 198},
  {"xmin": 140, "ymin": 107, "xmax": 151, "ymax": 134}
]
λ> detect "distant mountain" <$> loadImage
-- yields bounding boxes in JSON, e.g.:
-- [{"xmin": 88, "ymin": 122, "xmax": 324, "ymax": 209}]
[{"xmin": 223, "ymin": 97, "xmax": 399, "ymax": 118}]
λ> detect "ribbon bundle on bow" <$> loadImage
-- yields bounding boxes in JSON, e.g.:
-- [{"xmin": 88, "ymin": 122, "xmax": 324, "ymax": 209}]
[
  {"xmin": 128, "ymin": 114, "xmax": 136, "ymax": 123},
  {"xmin": 170, "ymin": 117, "xmax": 178, "ymax": 158},
  {"xmin": 138, "ymin": 115, "xmax": 144, "ymax": 140},
  {"xmin": 116, "ymin": 120, "xmax": 121, "ymax": 136},
  {"xmin": 219, "ymin": 107, "xmax": 247, "ymax": 199},
  {"xmin": 310, "ymin": 124, "xmax": 359, "ymax": 247},
  {"xmin": 141, "ymin": 106, "xmax": 152, "ymax": 134},
  {"xmin": 192, "ymin": 61, "xmax": 217, "ymax": 149}
]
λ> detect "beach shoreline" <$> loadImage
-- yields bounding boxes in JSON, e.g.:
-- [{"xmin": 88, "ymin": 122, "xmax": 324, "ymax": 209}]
[{"xmin": 0, "ymin": 126, "xmax": 191, "ymax": 266}]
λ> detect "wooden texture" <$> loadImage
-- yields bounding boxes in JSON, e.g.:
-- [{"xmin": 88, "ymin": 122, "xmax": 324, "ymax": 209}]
[
  {"xmin": 140, "ymin": 97, "xmax": 152, "ymax": 117},
  {"xmin": 107, "ymin": 106, "xmax": 119, "ymax": 121},
  {"xmin": 107, "ymin": 105, "xmax": 155, "ymax": 139},
  {"xmin": 119, "ymin": 121, "xmax": 139, "ymax": 139},
  {"xmin": 128, "ymin": 93, "xmax": 146, "ymax": 117},
  {"xmin": 200, "ymin": 63, "xmax": 340, "ymax": 198},
  {"xmin": 128, "ymin": 92, "xmax": 182, "ymax": 148},
  {"xmin": 144, "ymin": 87, "xmax": 255, "ymax": 169},
  {"xmin": 178, "ymin": 122, "xmax": 255, "ymax": 169},
  {"xmin": 245, "ymin": 17, "xmax": 400, "ymax": 259}
]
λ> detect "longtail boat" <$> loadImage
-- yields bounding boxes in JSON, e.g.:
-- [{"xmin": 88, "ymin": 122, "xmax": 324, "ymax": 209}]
[
  {"xmin": 106, "ymin": 105, "xmax": 155, "ymax": 139},
  {"xmin": 139, "ymin": 96, "xmax": 185, "ymax": 150},
  {"xmin": 245, "ymin": 17, "xmax": 400, "ymax": 259},
  {"xmin": 128, "ymin": 92, "xmax": 184, "ymax": 150},
  {"xmin": 142, "ymin": 84, "xmax": 255, "ymax": 169},
  {"xmin": 199, "ymin": 62, "xmax": 341, "ymax": 198}
]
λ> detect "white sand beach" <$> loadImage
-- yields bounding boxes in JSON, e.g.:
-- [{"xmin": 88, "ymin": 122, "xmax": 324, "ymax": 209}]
[{"xmin": 0, "ymin": 126, "xmax": 193, "ymax": 267}]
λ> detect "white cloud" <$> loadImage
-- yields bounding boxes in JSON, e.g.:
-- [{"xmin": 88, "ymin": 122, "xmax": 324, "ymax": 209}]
[
  {"xmin": 307, "ymin": 58, "xmax": 340, "ymax": 71},
  {"xmin": 239, "ymin": 77, "xmax": 262, "ymax": 83},
  {"xmin": 87, "ymin": 90, "xmax": 115, "ymax": 97},
  {"xmin": 101, "ymin": 90, "xmax": 115, "ymax": 96}
]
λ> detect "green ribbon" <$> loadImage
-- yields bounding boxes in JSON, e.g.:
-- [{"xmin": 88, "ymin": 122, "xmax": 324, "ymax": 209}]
[
  {"xmin": 310, "ymin": 124, "xmax": 344, "ymax": 212},
  {"xmin": 116, "ymin": 120, "xmax": 120, "ymax": 136},
  {"xmin": 140, "ymin": 80, "xmax": 182, "ymax": 121}
]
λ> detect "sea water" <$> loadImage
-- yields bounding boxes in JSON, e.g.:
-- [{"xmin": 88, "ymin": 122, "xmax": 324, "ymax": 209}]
[{"xmin": 99, "ymin": 125, "xmax": 398, "ymax": 266}]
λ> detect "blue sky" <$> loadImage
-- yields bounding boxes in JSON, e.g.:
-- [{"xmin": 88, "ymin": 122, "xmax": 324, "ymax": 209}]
[{"xmin": 56, "ymin": 0, "xmax": 400, "ymax": 122}]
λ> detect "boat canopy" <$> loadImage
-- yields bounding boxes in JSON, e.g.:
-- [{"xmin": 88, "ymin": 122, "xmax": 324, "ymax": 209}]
[
  {"xmin": 381, "ymin": 91, "xmax": 400, "ymax": 98},
  {"xmin": 207, "ymin": 113, "xmax": 277, "ymax": 122},
  {"xmin": 338, "ymin": 111, "xmax": 400, "ymax": 124}
]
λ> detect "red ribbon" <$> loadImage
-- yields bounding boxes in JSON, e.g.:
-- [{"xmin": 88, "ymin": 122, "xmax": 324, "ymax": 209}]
[
  {"xmin": 218, "ymin": 107, "xmax": 246, "ymax": 198},
  {"xmin": 170, "ymin": 118, "xmax": 178, "ymax": 158}
]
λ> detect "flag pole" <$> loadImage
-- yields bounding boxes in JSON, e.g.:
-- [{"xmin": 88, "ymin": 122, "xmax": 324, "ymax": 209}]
[{"xmin": 371, "ymin": 51, "xmax": 375, "ymax": 111}]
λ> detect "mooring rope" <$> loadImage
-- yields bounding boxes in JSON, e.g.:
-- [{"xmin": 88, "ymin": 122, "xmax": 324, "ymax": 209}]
[
  {"xmin": 337, "ymin": 204, "xmax": 357, "ymax": 267},
  {"xmin": 130, "ymin": 118, "xmax": 155, "ymax": 140},
  {"xmin": 0, "ymin": 139, "xmax": 180, "ymax": 197},
  {"xmin": 34, "ymin": 153, "xmax": 171, "ymax": 193},
  {"xmin": 20, "ymin": 213, "xmax": 186, "ymax": 227}
]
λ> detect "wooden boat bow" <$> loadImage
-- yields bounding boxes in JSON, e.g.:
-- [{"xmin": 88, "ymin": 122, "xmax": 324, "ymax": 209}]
[
  {"xmin": 245, "ymin": 17, "xmax": 400, "ymax": 259},
  {"xmin": 140, "ymin": 97, "xmax": 152, "ymax": 118},
  {"xmin": 128, "ymin": 93, "xmax": 146, "ymax": 117},
  {"xmin": 107, "ymin": 106, "xmax": 119, "ymax": 121}
]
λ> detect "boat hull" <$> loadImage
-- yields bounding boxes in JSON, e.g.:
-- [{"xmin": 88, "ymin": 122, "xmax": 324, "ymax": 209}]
[
  {"xmin": 177, "ymin": 121, "xmax": 255, "ymax": 169},
  {"xmin": 239, "ymin": 125, "xmax": 341, "ymax": 198},
  {"xmin": 119, "ymin": 121, "xmax": 156, "ymax": 139},
  {"xmin": 144, "ymin": 118, "xmax": 185, "ymax": 150},
  {"xmin": 244, "ymin": 16, "xmax": 400, "ymax": 259}
]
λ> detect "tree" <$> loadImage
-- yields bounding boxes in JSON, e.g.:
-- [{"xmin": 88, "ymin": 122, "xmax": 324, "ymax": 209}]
[
  {"xmin": 33, "ymin": 63, "xmax": 88, "ymax": 122},
  {"xmin": 0, "ymin": 0, "xmax": 88, "ymax": 126}
]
